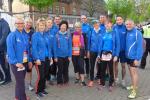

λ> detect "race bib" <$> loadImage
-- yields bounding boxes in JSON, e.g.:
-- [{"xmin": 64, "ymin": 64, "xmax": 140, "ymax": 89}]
[
  {"xmin": 101, "ymin": 53, "xmax": 112, "ymax": 61},
  {"xmin": 23, "ymin": 51, "xmax": 28, "ymax": 63}
]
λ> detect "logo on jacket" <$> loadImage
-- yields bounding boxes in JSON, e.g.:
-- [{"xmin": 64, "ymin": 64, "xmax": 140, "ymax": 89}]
[{"xmin": 16, "ymin": 38, "xmax": 21, "ymax": 42}]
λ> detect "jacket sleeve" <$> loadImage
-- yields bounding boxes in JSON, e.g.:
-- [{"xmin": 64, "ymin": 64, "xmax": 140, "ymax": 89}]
[
  {"xmin": 6, "ymin": 33, "xmax": 18, "ymax": 64},
  {"xmin": 87, "ymin": 29, "xmax": 92, "ymax": 51},
  {"xmin": 0, "ymin": 22, "xmax": 10, "ymax": 47},
  {"xmin": 48, "ymin": 37, "xmax": 52, "ymax": 59},
  {"xmin": 53, "ymin": 36, "xmax": 57, "ymax": 59},
  {"xmin": 136, "ymin": 31, "xmax": 143, "ymax": 60},
  {"xmin": 114, "ymin": 30, "xmax": 120, "ymax": 57},
  {"xmin": 31, "ymin": 34, "xmax": 39, "ymax": 60},
  {"xmin": 68, "ymin": 35, "xmax": 72, "ymax": 57},
  {"xmin": 98, "ymin": 35, "xmax": 103, "ymax": 57}
]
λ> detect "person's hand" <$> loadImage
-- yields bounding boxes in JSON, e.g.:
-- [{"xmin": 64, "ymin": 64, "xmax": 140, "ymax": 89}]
[
  {"xmin": 134, "ymin": 60, "xmax": 139, "ymax": 66},
  {"xmin": 87, "ymin": 51, "xmax": 90, "ymax": 58},
  {"xmin": 68, "ymin": 57, "xmax": 71, "ymax": 61},
  {"xmin": 96, "ymin": 56, "xmax": 100, "ymax": 62},
  {"xmin": 36, "ymin": 59, "xmax": 41, "ymax": 65},
  {"xmin": 50, "ymin": 58, "xmax": 53, "ymax": 65},
  {"xmin": 54, "ymin": 58, "xmax": 58, "ymax": 62},
  {"xmin": 16, "ymin": 63, "xmax": 24, "ymax": 68},
  {"xmin": 113, "ymin": 56, "xmax": 118, "ymax": 62}
]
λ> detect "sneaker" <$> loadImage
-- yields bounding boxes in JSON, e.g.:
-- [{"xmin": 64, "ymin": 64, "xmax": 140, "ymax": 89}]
[
  {"xmin": 42, "ymin": 90, "xmax": 48, "ymax": 96},
  {"xmin": 109, "ymin": 86, "xmax": 113, "ymax": 92},
  {"xmin": 88, "ymin": 81, "xmax": 94, "ymax": 87},
  {"xmin": 128, "ymin": 89, "xmax": 137, "ymax": 99},
  {"xmin": 121, "ymin": 80, "xmax": 126, "ymax": 88},
  {"xmin": 74, "ymin": 79, "xmax": 80, "ymax": 84},
  {"xmin": 115, "ymin": 78, "xmax": 119, "ymax": 85},
  {"xmin": 29, "ymin": 85, "xmax": 34, "ymax": 91},
  {"xmin": 0, "ymin": 80, "xmax": 5, "ymax": 85},
  {"xmin": 36, "ymin": 92, "xmax": 44, "ymax": 100},
  {"xmin": 81, "ymin": 81, "xmax": 87, "ymax": 86}
]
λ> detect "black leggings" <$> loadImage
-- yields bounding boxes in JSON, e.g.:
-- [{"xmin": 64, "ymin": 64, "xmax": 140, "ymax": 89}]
[
  {"xmin": 57, "ymin": 57, "xmax": 70, "ymax": 84},
  {"xmin": 89, "ymin": 52, "xmax": 98, "ymax": 81},
  {"xmin": 101, "ymin": 60, "xmax": 114, "ymax": 86},
  {"xmin": 72, "ymin": 56, "xmax": 84, "ymax": 74}
]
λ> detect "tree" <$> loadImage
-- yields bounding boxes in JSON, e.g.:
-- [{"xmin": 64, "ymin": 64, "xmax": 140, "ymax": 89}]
[
  {"xmin": 21, "ymin": 0, "xmax": 54, "ymax": 12},
  {"xmin": 106, "ymin": 0, "xmax": 134, "ymax": 20},
  {"xmin": 106, "ymin": 0, "xmax": 150, "ymax": 23},
  {"xmin": 81, "ymin": 0, "xmax": 106, "ymax": 17}
]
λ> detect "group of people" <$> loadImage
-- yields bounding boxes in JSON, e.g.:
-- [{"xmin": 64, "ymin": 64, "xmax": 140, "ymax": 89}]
[{"xmin": 0, "ymin": 14, "xmax": 145, "ymax": 100}]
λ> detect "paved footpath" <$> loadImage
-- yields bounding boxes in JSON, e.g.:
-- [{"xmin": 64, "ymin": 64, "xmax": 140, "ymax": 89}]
[{"xmin": 0, "ymin": 61, "xmax": 150, "ymax": 100}]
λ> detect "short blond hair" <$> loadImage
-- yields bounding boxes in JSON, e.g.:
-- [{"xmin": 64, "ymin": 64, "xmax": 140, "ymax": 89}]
[
  {"xmin": 36, "ymin": 18, "xmax": 46, "ymax": 31},
  {"xmin": 74, "ymin": 22, "xmax": 81, "ymax": 28}
]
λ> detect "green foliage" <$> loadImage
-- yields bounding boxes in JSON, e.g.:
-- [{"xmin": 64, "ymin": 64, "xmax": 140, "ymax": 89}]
[
  {"xmin": 106, "ymin": 0, "xmax": 150, "ymax": 23},
  {"xmin": 21, "ymin": 0, "xmax": 54, "ymax": 12}
]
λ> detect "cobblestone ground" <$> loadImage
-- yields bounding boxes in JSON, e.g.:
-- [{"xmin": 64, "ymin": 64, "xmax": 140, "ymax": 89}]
[{"xmin": 0, "ymin": 61, "xmax": 150, "ymax": 100}]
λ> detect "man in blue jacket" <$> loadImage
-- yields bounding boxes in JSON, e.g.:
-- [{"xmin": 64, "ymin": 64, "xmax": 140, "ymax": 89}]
[
  {"xmin": 0, "ymin": 16, "xmax": 11, "ymax": 85},
  {"xmin": 7, "ymin": 17, "xmax": 30, "ymax": 100},
  {"xmin": 81, "ymin": 15, "xmax": 91, "ymax": 78},
  {"xmin": 113, "ymin": 16, "xmax": 127, "ymax": 87},
  {"xmin": 125, "ymin": 20, "xmax": 143, "ymax": 99}
]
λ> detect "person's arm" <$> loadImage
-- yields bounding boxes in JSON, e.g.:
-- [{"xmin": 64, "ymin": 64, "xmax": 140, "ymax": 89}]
[
  {"xmin": 0, "ymin": 21, "xmax": 10, "ymax": 47},
  {"xmin": 53, "ymin": 35, "xmax": 57, "ymax": 59},
  {"xmin": 48, "ymin": 37, "xmax": 52, "ymax": 59},
  {"xmin": 136, "ymin": 31, "xmax": 143, "ymax": 60},
  {"xmin": 115, "ymin": 30, "xmax": 120, "ymax": 57},
  {"xmin": 6, "ymin": 33, "xmax": 18, "ymax": 64},
  {"xmin": 31, "ymin": 33, "xmax": 39, "ymax": 60},
  {"xmin": 68, "ymin": 35, "xmax": 72, "ymax": 58}
]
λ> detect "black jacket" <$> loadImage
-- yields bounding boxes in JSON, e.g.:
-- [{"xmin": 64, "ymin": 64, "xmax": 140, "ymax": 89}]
[{"xmin": 0, "ymin": 18, "xmax": 10, "ymax": 51}]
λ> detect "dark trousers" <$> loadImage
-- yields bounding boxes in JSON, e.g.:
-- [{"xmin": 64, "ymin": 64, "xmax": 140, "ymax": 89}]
[
  {"xmin": 35, "ymin": 61, "xmax": 46, "ymax": 94},
  {"xmin": 141, "ymin": 39, "xmax": 150, "ymax": 69},
  {"xmin": 96, "ymin": 62, "xmax": 102, "ymax": 79},
  {"xmin": 84, "ymin": 58, "xmax": 90, "ymax": 75},
  {"xmin": 101, "ymin": 60, "xmax": 114, "ymax": 86},
  {"xmin": 45, "ymin": 57, "xmax": 51, "ymax": 81},
  {"xmin": 11, "ymin": 64, "xmax": 27, "ymax": 100},
  {"xmin": 51, "ymin": 58, "xmax": 57, "ymax": 77},
  {"xmin": 57, "ymin": 57, "xmax": 69, "ymax": 84},
  {"xmin": 89, "ymin": 52, "xmax": 98, "ymax": 81},
  {"xmin": 0, "ymin": 51, "xmax": 11, "ymax": 81},
  {"xmin": 72, "ymin": 56, "xmax": 84, "ymax": 74}
]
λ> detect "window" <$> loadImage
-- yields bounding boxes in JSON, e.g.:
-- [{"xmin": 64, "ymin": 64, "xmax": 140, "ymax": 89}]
[
  {"xmin": 49, "ymin": 6, "xmax": 53, "ymax": 13},
  {"xmin": 55, "ymin": 6, "xmax": 59, "ymax": 14},
  {"xmin": 62, "ymin": 7, "xmax": 65, "ymax": 14},
  {"xmin": 72, "ymin": 8, "xmax": 76, "ymax": 15}
]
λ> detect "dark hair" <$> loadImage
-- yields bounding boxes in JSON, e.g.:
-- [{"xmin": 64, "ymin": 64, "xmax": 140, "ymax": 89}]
[{"xmin": 59, "ymin": 20, "xmax": 69, "ymax": 30}]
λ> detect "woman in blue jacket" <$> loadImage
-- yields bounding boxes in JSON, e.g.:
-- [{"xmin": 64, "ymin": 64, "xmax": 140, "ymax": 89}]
[
  {"xmin": 53, "ymin": 21, "xmax": 72, "ymax": 86},
  {"xmin": 125, "ymin": 20, "xmax": 143, "ymax": 99},
  {"xmin": 98, "ymin": 20, "xmax": 120, "ymax": 92},
  {"xmin": 88, "ymin": 20, "xmax": 103, "ymax": 87},
  {"xmin": 7, "ymin": 17, "xmax": 30, "ymax": 100},
  {"xmin": 32, "ymin": 18, "xmax": 52, "ymax": 99}
]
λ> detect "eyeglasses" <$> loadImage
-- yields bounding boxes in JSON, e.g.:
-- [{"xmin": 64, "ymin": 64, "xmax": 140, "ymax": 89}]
[{"xmin": 15, "ymin": 23, "xmax": 24, "ymax": 24}]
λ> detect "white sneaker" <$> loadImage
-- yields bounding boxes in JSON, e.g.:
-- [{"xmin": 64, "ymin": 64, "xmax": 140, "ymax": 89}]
[
  {"xmin": 121, "ymin": 80, "xmax": 126, "ymax": 88},
  {"xmin": 115, "ymin": 78, "xmax": 119, "ymax": 85},
  {"xmin": 29, "ymin": 85, "xmax": 34, "ymax": 91}
]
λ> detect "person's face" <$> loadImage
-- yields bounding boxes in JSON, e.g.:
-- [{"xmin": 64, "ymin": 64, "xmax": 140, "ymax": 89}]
[
  {"xmin": 15, "ymin": 19, "xmax": 24, "ymax": 32},
  {"xmin": 106, "ymin": 22, "xmax": 112, "ymax": 30},
  {"xmin": 99, "ymin": 16, "xmax": 106, "ymax": 24},
  {"xmin": 81, "ymin": 16, "xmax": 87, "ymax": 23},
  {"xmin": 46, "ymin": 20, "xmax": 53, "ymax": 29},
  {"xmin": 93, "ymin": 23, "xmax": 100, "ymax": 29},
  {"xmin": 126, "ymin": 21, "xmax": 134, "ymax": 31},
  {"xmin": 38, "ymin": 22, "xmax": 45, "ymax": 32},
  {"xmin": 54, "ymin": 17, "xmax": 61, "ymax": 25},
  {"xmin": 116, "ymin": 17, "xmax": 123, "ymax": 25},
  {"xmin": 60, "ymin": 24, "xmax": 67, "ymax": 32},
  {"xmin": 75, "ymin": 27, "xmax": 81, "ymax": 33},
  {"xmin": 25, "ymin": 21, "xmax": 32, "ymax": 29}
]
